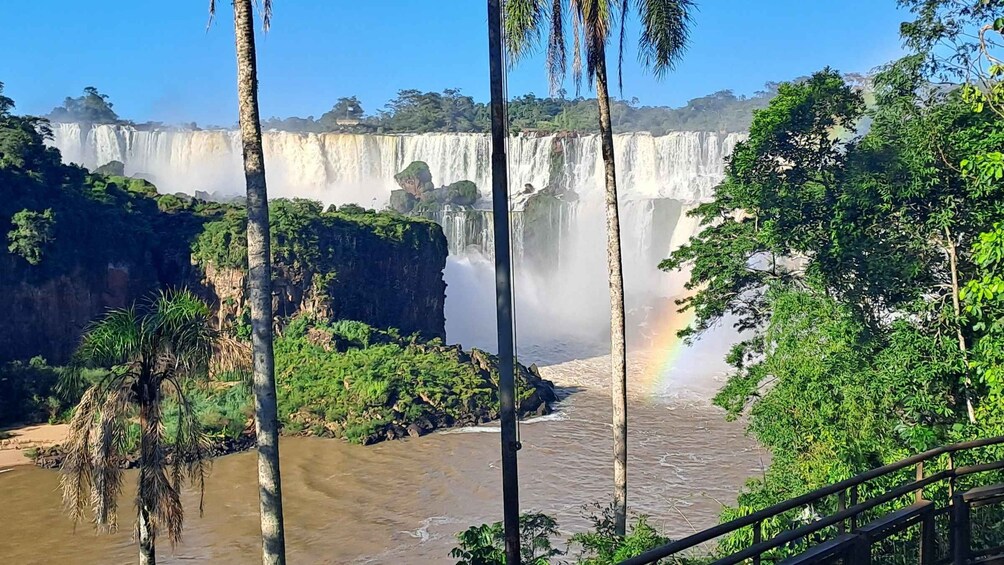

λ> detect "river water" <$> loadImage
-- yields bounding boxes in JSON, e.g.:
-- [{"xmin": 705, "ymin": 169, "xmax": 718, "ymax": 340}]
[{"xmin": 0, "ymin": 354, "xmax": 759, "ymax": 564}]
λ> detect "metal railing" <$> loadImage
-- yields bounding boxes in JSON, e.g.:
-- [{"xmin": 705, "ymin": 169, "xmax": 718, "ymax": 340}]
[{"xmin": 620, "ymin": 436, "xmax": 1004, "ymax": 565}]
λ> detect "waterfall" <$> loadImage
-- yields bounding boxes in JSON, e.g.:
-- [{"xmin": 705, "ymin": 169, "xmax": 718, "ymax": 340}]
[{"xmin": 49, "ymin": 123, "xmax": 741, "ymax": 353}]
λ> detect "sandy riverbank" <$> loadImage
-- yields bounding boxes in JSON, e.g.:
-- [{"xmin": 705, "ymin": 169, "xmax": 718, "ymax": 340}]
[{"xmin": 0, "ymin": 424, "xmax": 69, "ymax": 469}]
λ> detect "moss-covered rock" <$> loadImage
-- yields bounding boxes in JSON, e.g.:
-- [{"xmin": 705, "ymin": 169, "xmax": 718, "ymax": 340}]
[
  {"xmin": 445, "ymin": 180, "xmax": 479, "ymax": 206},
  {"xmin": 394, "ymin": 160, "xmax": 435, "ymax": 196},
  {"xmin": 389, "ymin": 188, "xmax": 418, "ymax": 214},
  {"xmin": 275, "ymin": 318, "xmax": 557, "ymax": 444},
  {"xmin": 93, "ymin": 160, "xmax": 125, "ymax": 176}
]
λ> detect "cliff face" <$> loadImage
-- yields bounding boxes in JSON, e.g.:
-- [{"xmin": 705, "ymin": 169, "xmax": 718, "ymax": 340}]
[
  {"xmin": 3, "ymin": 192, "xmax": 448, "ymax": 364},
  {"xmin": 203, "ymin": 207, "xmax": 448, "ymax": 341},
  {"xmin": 0, "ymin": 259, "xmax": 158, "ymax": 364}
]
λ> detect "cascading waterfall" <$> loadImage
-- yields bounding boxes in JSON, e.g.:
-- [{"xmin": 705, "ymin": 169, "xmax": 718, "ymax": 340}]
[{"xmin": 49, "ymin": 123, "xmax": 741, "ymax": 366}]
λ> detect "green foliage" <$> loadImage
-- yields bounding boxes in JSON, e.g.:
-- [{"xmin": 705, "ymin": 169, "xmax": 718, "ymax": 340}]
[
  {"xmin": 450, "ymin": 512, "xmax": 563, "ymax": 565},
  {"xmin": 273, "ymin": 319, "xmax": 504, "ymax": 444},
  {"xmin": 260, "ymin": 86, "xmax": 787, "ymax": 135},
  {"xmin": 570, "ymin": 505, "xmax": 670, "ymax": 565},
  {"xmin": 0, "ymin": 87, "xmax": 188, "ymax": 290},
  {"xmin": 663, "ymin": 41, "xmax": 1004, "ymax": 553},
  {"xmin": 47, "ymin": 86, "xmax": 119, "ymax": 124},
  {"xmin": 8, "ymin": 208, "xmax": 55, "ymax": 265},
  {"xmin": 0, "ymin": 357, "xmax": 68, "ymax": 426},
  {"xmin": 192, "ymin": 197, "xmax": 442, "ymax": 271}
]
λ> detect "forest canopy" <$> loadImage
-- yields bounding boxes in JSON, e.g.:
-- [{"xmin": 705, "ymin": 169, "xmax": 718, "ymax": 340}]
[{"xmin": 40, "ymin": 76, "xmax": 868, "ymax": 134}]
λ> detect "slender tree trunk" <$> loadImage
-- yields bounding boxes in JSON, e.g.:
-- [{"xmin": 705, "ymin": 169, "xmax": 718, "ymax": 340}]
[
  {"xmin": 945, "ymin": 225, "xmax": 976, "ymax": 423},
  {"xmin": 595, "ymin": 47, "xmax": 629, "ymax": 537},
  {"xmin": 138, "ymin": 396, "xmax": 157, "ymax": 565},
  {"xmin": 232, "ymin": 1, "xmax": 287, "ymax": 563},
  {"xmin": 139, "ymin": 504, "xmax": 156, "ymax": 565}
]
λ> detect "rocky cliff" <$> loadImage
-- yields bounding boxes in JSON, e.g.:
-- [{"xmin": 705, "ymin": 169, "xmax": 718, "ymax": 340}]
[
  {"xmin": 2, "ymin": 178, "xmax": 448, "ymax": 363},
  {"xmin": 195, "ymin": 199, "xmax": 447, "ymax": 341}
]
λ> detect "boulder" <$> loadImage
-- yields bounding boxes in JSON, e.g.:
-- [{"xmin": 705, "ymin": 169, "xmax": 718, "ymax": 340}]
[
  {"xmin": 94, "ymin": 160, "xmax": 125, "ymax": 176},
  {"xmin": 394, "ymin": 161, "xmax": 435, "ymax": 196},
  {"xmin": 389, "ymin": 189, "xmax": 418, "ymax": 214},
  {"xmin": 445, "ymin": 180, "xmax": 479, "ymax": 206}
]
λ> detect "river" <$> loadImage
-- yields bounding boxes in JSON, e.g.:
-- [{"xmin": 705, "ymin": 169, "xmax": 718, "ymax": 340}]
[{"xmin": 0, "ymin": 354, "xmax": 759, "ymax": 564}]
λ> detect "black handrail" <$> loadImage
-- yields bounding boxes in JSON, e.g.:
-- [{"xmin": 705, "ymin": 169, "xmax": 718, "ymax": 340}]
[{"xmin": 620, "ymin": 435, "xmax": 1004, "ymax": 565}]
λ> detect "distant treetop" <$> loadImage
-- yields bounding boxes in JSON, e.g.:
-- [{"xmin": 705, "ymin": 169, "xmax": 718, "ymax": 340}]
[
  {"xmin": 48, "ymin": 87, "xmax": 120, "ymax": 124},
  {"xmin": 40, "ymin": 73, "xmax": 878, "ymax": 135}
]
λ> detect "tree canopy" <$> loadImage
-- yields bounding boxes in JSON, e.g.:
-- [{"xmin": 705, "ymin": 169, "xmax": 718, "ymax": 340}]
[
  {"xmin": 661, "ymin": 1, "xmax": 1004, "ymax": 548},
  {"xmin": 48, "ymin": 86, "xmax": 120, "ymax": 124}
]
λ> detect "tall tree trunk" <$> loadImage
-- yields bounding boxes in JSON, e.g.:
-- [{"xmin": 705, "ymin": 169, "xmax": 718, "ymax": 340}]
[
  {"xmin": 595, "ymin": 47, "xmax": 629, "ymax": 537},
  {"xmin": 138, "ymin": 396, "xmax": 157, "ymax": 565},
  {"xmin": 138, "ymin": 504, "xmax": 156, "ymax": 565},
  {"xmin": 945, "ymin": 225, "xmax": 977, "ymax": 423},
  {"xmin": 232, "ymin": 1, "xmax": 287, "ymax": 563}
]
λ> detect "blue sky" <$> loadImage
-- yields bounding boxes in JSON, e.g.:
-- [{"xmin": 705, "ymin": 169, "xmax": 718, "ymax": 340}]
[{"xmin": 1, "ymin": 1, "xmax": 911, "ymax": 125}]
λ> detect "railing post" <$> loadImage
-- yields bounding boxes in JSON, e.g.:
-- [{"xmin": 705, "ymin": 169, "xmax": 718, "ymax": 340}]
[
  {"xmin": 854, "ymin": 531, "xmax": 872, "ymax": 565},
  {"xmin": 920, "ymin": 505, "xmax": 936, "ymax": 565},
  {"xmin": 952, "ymin": 492, "xmax": 970, "ymax": 565},
  {"xmin": 948, "ymin": 453, "xmax": 956, "ymax": 499},
  {"xmin": 850, "ymin": 485, "xmax": 859, "ymax": 532},
  {"xmin": 915, "ymin": 461, "xmax": 925, "ymax": 503},
  {"xmin": 837, "ymin": 490, "xmax": 846, "ymax": 534},
  {"xmin": 752, "ymin": 521, "xmax": 762, "ymax": 565}
]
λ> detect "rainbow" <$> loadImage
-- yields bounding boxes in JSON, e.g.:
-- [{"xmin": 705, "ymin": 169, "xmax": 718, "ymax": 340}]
[{"xmin": 635, "ymin": 299, "xmax": 697, "ymax": 397}]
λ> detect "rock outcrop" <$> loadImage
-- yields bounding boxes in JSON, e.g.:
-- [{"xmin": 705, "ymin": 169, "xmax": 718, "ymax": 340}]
[{"xmin": 389, "ymin": 161, "xmax": 481, "ymax": 216}]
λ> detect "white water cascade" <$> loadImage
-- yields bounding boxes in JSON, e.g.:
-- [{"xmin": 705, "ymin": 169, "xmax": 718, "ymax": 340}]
[{"xmin": 50, "ymin": 123, "xmax": 741, "ymax": 361}]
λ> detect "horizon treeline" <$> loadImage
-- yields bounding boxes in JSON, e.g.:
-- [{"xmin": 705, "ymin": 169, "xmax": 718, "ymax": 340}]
[{"xmin": 39, "ymin": 72, "xmax": 876, "ymax": 135}]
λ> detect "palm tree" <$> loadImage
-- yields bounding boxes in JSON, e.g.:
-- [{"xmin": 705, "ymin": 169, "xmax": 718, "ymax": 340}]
[
  {"xmin": 208, "ymin": 1, "xmax": 287, "ymax": 563},
  {"xmin": 504, "ymin": 0, "xmax": 694, "ymax": 535},
  {"xmin": 60, "ymin": 290, "xmax": 248, "ymax": 565}
]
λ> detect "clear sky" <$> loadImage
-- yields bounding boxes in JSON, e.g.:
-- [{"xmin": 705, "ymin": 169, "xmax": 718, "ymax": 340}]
[{"xmin": 0, "ymin": 1, "xmax": 911, "ymax": 125}]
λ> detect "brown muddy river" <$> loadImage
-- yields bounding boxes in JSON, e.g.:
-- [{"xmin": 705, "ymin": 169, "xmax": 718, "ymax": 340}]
[{"xmin": 0, "ymin": 355, "xmax": 760, "ymax": 564}]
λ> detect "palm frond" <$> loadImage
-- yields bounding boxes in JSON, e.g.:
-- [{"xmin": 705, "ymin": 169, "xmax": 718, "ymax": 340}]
[
  {"xmin": 137, "ymin": 396, "xmax": 186, "ymax": 546},
  {"xmin": 618, "ymin": 0, "xmax": 629, "ymax": 94},
  {"xmin": 547, "ymin": 0, "xmax": 567, "ymax": 95},
  {"xmin": 256, "ymin": 0, "xmax": 273, "ymax": 32},
  {"xmin": 149, "ymin": 290, "xmax": 216, "ymax": 379},
  {"xmin": 636, "ymin": 0, "xmax": 695, "ymax": 77},
  {"xmin": 207, "ymin": 0, "xmax": 216, "ymax": 29},
  {"xmin": 75, "ymin": 308, "xmax": 146, "ymax": 369},
  {"xmin": 61, "ymin": 386, "xmax": 102, "ymax": 528},
  {"xmin": 572, "ymin": 5, "xmax": 584, "ymax": 94},
  {"xmin": 167, "ymin": 377, "xmax": 212, "ymax": 517},
  {"xmin": 211, "ymin": 334, "xmax": 252, "ymax": 381},
  {"xmin": 580, "ymin": 0, "xmax": 614, "ymax": 86},
  {"xmin": 504, "ymin": 0, "xmax": 548, "ymax": 64},
  {"xmin": 91, "ymin": 381, "xmax": 132, "ymax": 531}
]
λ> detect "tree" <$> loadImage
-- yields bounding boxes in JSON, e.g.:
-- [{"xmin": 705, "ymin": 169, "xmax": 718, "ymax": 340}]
[
  {"xmin": 210, "ymin": 0, "xmax": 288, "ymax": 563},
  {"xmin": 504, "ymin": 0, "xmax": 694, "ymax": 535},
  {"xmin": 48, "ymin": 86, "xmax": 119, "ymax": 124},
  {"xmin": 896, "ymin": 0, "xmax": 1004, "ymax": 430},
  {"xmin": 319, "ymin": 96, "xmax": 364, "ymax": 128},
  {"xmin": 450, "ymin": 512, "xmax": 563, "ymax": 565},
  {"xmin": 60, "ymin": 291, "xmax": 247, "ymax": 565},
  {"xmin": 660, "ymin": 62, "xmax": 1004, "ymax": 550},
  {"xmin": 7, "ymin": 208, "xmax": 55, "ymax": 265}
]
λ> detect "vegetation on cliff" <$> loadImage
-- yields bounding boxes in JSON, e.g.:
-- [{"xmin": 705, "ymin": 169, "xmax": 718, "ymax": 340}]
[{"xmin": 657, "ymin": 1, "xmax": 1004, "ymax": 553}]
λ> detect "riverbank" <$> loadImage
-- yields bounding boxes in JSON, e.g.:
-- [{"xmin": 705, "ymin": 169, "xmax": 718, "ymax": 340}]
[{"xmin": 0, "ymin": 424, "xmax": 69, "ymax": 469}]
